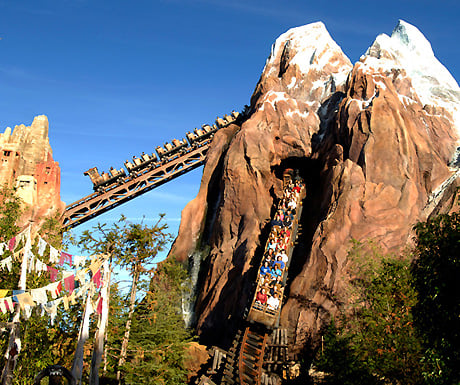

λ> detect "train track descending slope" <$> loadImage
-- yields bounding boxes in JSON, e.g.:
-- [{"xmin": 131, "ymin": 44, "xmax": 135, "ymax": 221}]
[{"xmin": 62, "ymin": 112, "xmax": 240, "ymax": 230}]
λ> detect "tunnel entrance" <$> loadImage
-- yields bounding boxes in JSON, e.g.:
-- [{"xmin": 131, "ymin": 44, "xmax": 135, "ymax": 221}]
[{"xmin": 272, "ymin": 156, "xmax": 327, "ymax": 290}]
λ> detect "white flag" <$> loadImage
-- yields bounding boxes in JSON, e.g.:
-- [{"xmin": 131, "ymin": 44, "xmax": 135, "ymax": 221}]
[
  {"xmin": 38, "ymin": 236, "xmax": 47, "ymax": 256},
  {"xmin": 49, "ymin": 246, "xmax": 59, "ymax": 264}
]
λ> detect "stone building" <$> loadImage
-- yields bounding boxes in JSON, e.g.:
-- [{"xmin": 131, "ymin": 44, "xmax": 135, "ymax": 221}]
[{"xmin": 0, "ymin": 115, "xmax": 65, "ymax": 225}]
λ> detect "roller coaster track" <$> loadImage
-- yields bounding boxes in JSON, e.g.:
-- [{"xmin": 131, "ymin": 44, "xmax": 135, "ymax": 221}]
[
  {"xmin": 238, "ymin": 326, "xmax": 268, "ymax": 385},
  {"xmin": 62, "ymin": 141, "xmax": 210, "ymax": 230}
]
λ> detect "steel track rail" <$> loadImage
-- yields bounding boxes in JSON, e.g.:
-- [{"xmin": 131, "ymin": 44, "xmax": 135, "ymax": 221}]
[{"xmin": 62, "ymin": 142, "xmax": 210, "ymax": 230}]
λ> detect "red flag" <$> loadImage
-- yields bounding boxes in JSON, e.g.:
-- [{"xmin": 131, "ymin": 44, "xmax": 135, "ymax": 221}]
[
  {"xmin": 64, "ymin": 274, "xmax": 75, "ymax": 294},
  {"xmin": 47, "ymin": 266, "xmax": 58, "ymax": 282},
  {"xmin": 8, "ymin": 237, "xmax": 15, "ymax": 251},
  {"xmin": 92, "ymin": 269, "xmax": 102, "ymax": 288},
  {"xmin": 96, "ymin": 294, "xmax": 103, "ymax": 315},
  {"xmin": 60, "ymin": 251, "xmax": 72, "ymax": 266}
]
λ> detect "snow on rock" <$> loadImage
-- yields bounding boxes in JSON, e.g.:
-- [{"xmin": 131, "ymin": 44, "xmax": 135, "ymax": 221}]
[
  {"xmin": 265, "ymin": 22, "xmax": 352, "ymax": 82},
  {"xmin": 361, "ymin": 20, "xmax": 460, "ymax": 136},
  {"xmin": 257, "ymin": 21, "xmax": 353, "ymax": 105}
]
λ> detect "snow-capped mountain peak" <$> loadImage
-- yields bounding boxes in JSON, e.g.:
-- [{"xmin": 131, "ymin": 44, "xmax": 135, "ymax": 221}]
[{"xmin": 361, "ymin": 20, "xmax": 460, "ymax": 134}]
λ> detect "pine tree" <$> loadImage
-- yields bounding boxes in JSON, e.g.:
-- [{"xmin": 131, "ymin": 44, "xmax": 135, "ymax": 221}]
[
  {"xmin": 123, "ymin": 258, "xmax": 192, "ymax": 385},
  {"xmin": 78, "ymin": 215, "xmax": 175, "ymax": 384}
]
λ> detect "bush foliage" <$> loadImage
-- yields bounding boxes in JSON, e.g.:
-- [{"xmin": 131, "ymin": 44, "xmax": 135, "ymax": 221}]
[{"xmin": 313, "ymin": 211, "xmax": 460, "ymax": 384}]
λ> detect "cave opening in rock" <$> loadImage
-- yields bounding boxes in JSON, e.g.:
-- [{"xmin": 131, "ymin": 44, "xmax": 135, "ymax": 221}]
[{"xmin": 272, "ymin": 156, "xmax": 325, "ymax": 291}]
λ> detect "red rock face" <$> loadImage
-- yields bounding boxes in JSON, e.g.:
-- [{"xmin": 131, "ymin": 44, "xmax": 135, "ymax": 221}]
[
  {"xmin": 34, "ymin": 152, "xmax": 65, "ymax": 221},
  {"xmin": 171, "ymin": 21, "xmax": 460, "ymax": 351},
  {"xmin": 0, "ymin": 115, "xmax": 65, "ymax": 227}
]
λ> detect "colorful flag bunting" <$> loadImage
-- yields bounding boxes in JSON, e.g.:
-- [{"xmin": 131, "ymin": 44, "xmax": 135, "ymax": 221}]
[{"xmin": 0, "ymin": 256, "xmax": 12, "ymax": 272}]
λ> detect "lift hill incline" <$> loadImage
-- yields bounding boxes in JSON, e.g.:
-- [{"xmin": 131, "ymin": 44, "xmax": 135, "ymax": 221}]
[{"xmin": 62, "ymin": 112, "xmax": 240, "ymax": 229}]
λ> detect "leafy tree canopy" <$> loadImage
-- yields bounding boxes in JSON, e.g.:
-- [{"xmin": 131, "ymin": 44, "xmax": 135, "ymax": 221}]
[{"xmin": 412, "ymin": 212, "xmax": 460, "ymax": 384}]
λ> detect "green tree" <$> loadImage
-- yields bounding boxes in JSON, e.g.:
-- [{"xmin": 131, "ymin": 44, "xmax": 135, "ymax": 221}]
[
  {"xmin": 123, "ymin": 258, "xmax": 192, "ymax": 385},
  {"xmin": 412, "ymin": 212, "xmax": 460, "ymax": 384},
  {"xmin": 313, "ymin": 242, "xmax": 425, "ymax": 384},
  {"xmin": 79, "ymin": 215, "xmax": 174, "ymax": 384},
  {"xmin": 0, "ymin": 185, "xmax": 23, "ymax": 295},
  {"xmin": 314, "ymin": 320, "xmax": 378, "ymax": 385},
  {"xmin": 0, "ymin": 185, "xmax": 82, "ymax": 384},
  {"xmin": 0, "ymin": 185, "xmax": 22, "ymax": 240}
]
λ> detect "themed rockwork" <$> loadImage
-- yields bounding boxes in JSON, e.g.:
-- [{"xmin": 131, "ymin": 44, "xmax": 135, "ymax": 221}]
[
  {"xmin": 0, "ymin": 115, "xmax": 65, "ymax": 226},
  {"xmin": 170, "ymin": 21, "xmax": 460, "ymax": 354}
]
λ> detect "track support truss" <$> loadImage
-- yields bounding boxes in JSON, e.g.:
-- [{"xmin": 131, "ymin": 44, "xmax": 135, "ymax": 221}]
[{"xmin": 62, "ymin": 143, "xmax": 210, "ymax": 229}]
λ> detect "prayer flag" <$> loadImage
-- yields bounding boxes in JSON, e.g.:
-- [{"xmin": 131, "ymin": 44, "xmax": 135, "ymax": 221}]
[
  {"xmin": 27, "ymin": 250, "xmax": 35, "ymax": 273},
  {"xmin": 64, "ymin": 274, "xmax": 75, "ymax": 294},
  {"xmin": 16, "ymin": 292, "xmax": 35, "ymax": 309},
  {"xmin": 31, "ymin": 288, "xmax": 48, "ymax": 305},
  {"xmin": 69, "ymin": 291, "xmax": 77, "ymax": 305},
  {"xmin": 0, "ymin": 289, "xmax": 8, "ymax": 298},
  {"xmin": 49, "ymin": 246, "xmax": 59, "ymax": 264},
  {"xmin": 35, "ymin": 259, "xmax": 47, "ymax": 275},
  {"xmin": 0, "ymin": 256, "xmax": 12, "ymax": 272},
  {"xmin": 44, "ymin": 299, "xmax": 61, "ymax": 325},
  {"xmin": 13, "ymin": 250, "xmax": 22, "ymax": 261},
  {"xmin": 60, "ymin": 251, "xmax": 72, "ymax": 266},
  {"xmin": 96, "ymin": 295, "xmax": 103, "ymax": 315},
  {"xmin": 92, "ymin": 269, "xmax": 102, "ymax": 288},
  {"xmin": 46, "ymin": 281, "xmax": 62, "ymax": 299},
  {"xmin": 23, "ymin": 305, "xmax": 32, "ymax": 319},
  {"xmin": 74, "ymin": 255, "xmax": 86, "ymax": 268},
  {"xmin": 89, "ymin": 259, "xmax": 102, "ymax": 275},
  {"xmin": 12, "ymin": 290, "xmax": 25, "ymax": 303},
  {"xmin": 8, "ymin": 237, "xmax": 15, "ymax": 251},
  {"xmin": 47, "ymin": 266, "xmax": 58, "ymax": 282},
  {"xmin": 4, "ymin": 297, "xmax": 13, "ymax": 312},
  {"xmin": 38, "ymin": 236, "xmax": 47, "ymax": 256}
]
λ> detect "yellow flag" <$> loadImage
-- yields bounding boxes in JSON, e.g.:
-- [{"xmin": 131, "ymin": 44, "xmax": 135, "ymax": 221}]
[
  {"xmin": 0, "ymin": 289, "xmax": 8, "ymax": 298},
  {"xmin": 16, "ymin": 292, "xmax": 36, "ymax": 309},
  {"xmin": 89, "ymin": 259, "xmax": 102, "ymax": 275}
]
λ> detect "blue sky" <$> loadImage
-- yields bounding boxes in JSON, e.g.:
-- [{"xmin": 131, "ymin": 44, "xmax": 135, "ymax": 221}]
[{"xmin": 1, "ymin": 0, "xmax": 459, "ymax": 256}]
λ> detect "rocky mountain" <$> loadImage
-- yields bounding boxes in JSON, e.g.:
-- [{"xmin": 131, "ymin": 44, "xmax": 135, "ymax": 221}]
[
  {"xmin": 0, "ymin": 115, "xmax": 65, "ymax": 226},
  {"xmin": 171, "ymin": 20, "xmax": 460, "ymax": 352}
]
